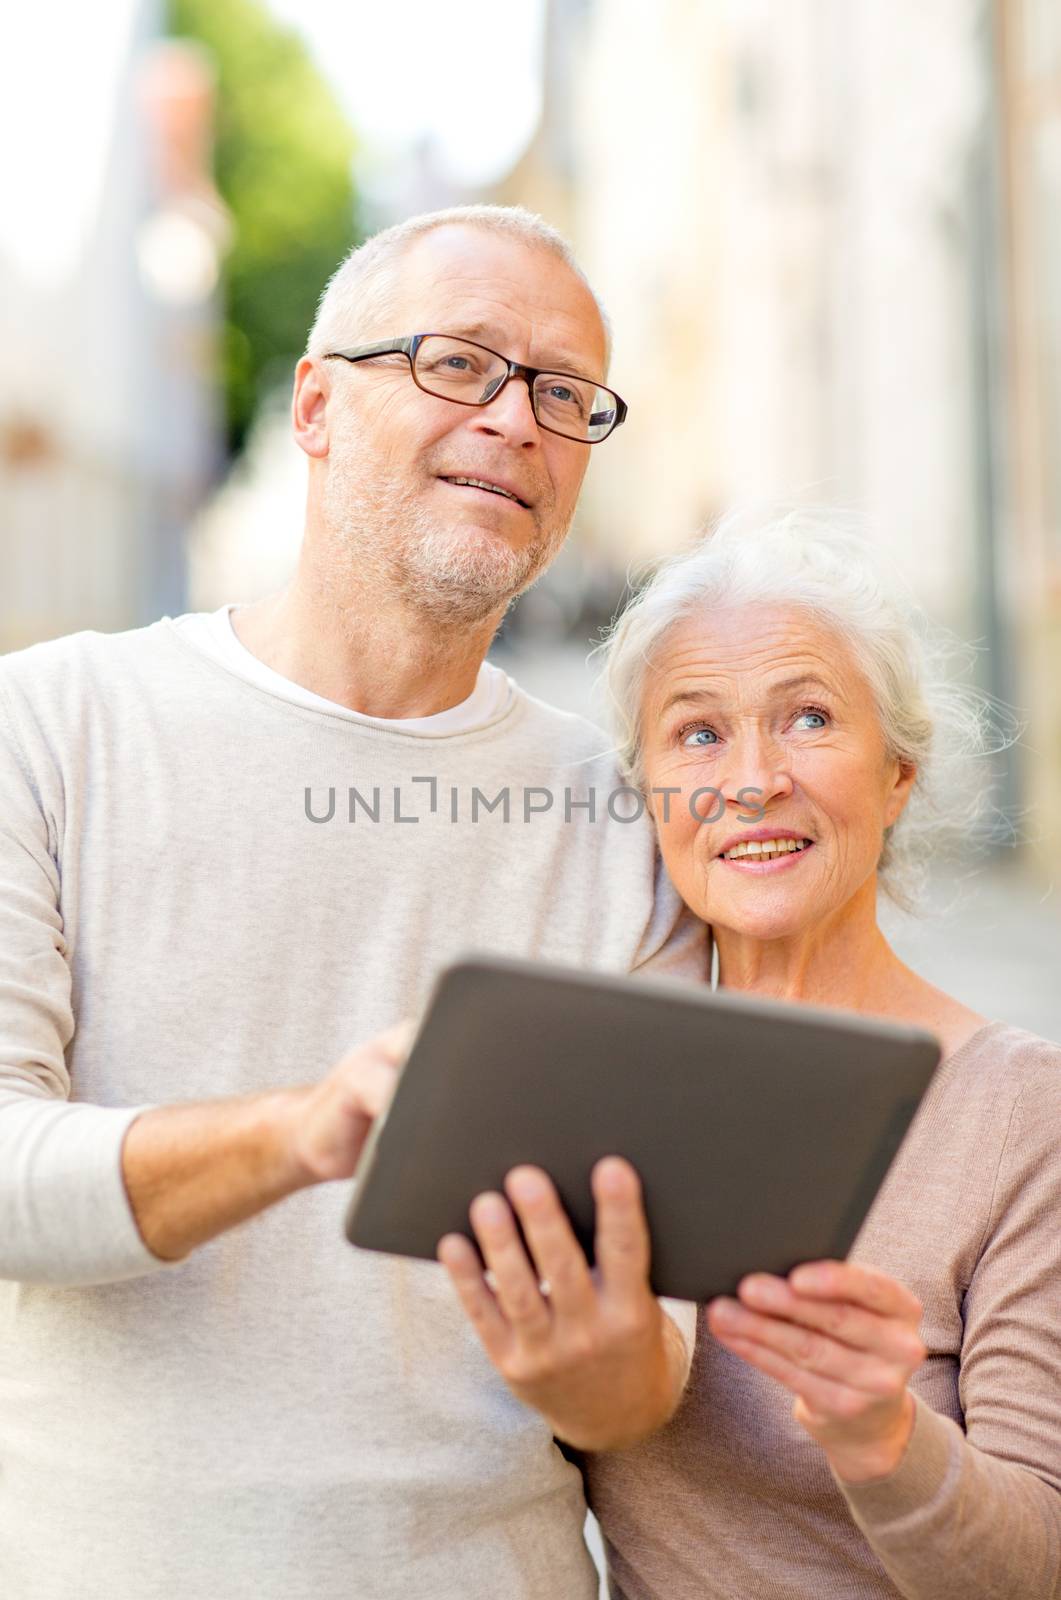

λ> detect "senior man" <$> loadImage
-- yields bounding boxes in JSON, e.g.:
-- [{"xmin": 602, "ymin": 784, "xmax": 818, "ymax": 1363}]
[{"xmin": 0, "ymin": 206, "xmax": 706, "ymax": 1600}]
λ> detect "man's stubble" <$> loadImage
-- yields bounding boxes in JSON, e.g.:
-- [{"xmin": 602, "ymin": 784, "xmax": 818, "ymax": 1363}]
[{"xmin": 319, "ymin": 416, "xmax": 576, "ymax": 629}]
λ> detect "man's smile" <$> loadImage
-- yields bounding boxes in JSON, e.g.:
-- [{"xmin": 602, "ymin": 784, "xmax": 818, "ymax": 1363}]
[{"xmin": 438, "ymin": 473, "xmax": 533, "ymax": 509}]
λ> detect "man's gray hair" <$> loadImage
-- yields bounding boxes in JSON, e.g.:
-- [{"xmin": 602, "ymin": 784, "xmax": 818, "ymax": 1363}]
[
  {"xmin": 594, "ymin": 507, "xmax": 1020, "ymax": 912},
  {"xmin": 305, "ymin": 204, "xmax": 612, "ymax": 369}
]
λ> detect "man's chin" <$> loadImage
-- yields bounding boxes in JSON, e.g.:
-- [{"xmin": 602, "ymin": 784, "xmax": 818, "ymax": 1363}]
[{"xmin": 405, "ymin": 523, "xmax": 551, "ymax": 607}]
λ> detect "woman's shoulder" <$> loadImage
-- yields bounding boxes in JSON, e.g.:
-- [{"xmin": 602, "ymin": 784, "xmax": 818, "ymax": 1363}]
[
  {"xmin": 901, "ymin": 969, "xmax": 1060, "ymax": 1093},
  {"xmin": 953, "ymin": 1017, "xmax": 1061, "ymax": 1077},
  {"xmin": 938, "ymin": 1018, "xmax": 1061, "ymax": 1141}
]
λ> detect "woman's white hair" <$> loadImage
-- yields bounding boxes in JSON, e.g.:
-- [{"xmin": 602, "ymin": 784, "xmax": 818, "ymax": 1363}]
[
  {"xmin": 305, "ymin": 204, "xmax": 612, "ymax": 369},
  {"xmin": 595, "ymin": 507, "xmax": 1020, "ymax": 912}
]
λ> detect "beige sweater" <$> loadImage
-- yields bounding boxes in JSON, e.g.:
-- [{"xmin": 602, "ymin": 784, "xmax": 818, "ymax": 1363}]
[
  {"xmin": 0, "ymin": 618, "xmax": 706, "ymax": 1600},
  {"xmin": 585, "ymin": 1019, "xmax": 1061, "ymax": 1599}
]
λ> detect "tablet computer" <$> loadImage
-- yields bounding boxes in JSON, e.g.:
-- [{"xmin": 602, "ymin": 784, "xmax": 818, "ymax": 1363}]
[{"xmin": 344, "ymin": 954, "xmax": 941, "ymax": 1302}]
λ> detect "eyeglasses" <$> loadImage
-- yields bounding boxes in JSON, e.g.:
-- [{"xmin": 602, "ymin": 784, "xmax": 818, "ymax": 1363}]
[{"xmin": 323, "ymin": 333, "xmax": 628, "ymax": 444}]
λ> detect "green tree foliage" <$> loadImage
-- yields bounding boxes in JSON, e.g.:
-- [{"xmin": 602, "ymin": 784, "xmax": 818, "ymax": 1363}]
[{"xmin": 168, "ymin": 0, "xmax": 359, "ymax": 453}]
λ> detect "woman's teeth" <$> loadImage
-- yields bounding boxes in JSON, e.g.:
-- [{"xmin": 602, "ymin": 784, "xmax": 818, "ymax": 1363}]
[{"xmin": 721, "ymin": 838, "xmax": 812, "ymax": 861}]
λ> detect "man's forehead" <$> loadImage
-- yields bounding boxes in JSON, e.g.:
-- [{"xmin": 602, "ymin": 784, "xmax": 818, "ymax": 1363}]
[{"xmin": 389, "ymin": 226, "xmax": 607, "ymax": 374}]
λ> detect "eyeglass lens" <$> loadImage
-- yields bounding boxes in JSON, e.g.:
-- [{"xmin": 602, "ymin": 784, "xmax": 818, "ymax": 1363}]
[{"xmin": 412, "ymin": 335, "xmax": 618, "ymax": 442}]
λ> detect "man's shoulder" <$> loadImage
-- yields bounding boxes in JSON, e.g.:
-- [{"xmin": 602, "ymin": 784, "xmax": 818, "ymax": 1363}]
[
  {"xmin": 0, "ymin": 618, "xmax": 188, "ymax": 744},
  {"xmin": 500, "ymin": 679, "xmax": 622, "ymax": 775},
  {"xmin": 0, "ymin": 617, "xmax": 177, "ymax": 688}
]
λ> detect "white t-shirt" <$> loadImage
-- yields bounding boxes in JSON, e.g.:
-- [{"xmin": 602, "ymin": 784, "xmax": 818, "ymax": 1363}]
[{"xmin": 171, "ymin": 604, "xmax": 516, "ymax": 731}]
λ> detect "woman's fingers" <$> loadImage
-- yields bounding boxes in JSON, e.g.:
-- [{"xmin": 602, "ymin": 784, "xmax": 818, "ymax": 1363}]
[
  {"xmin": 713, "ymin": 1329, "xmax": 901, "ymax": 1421},
  {"xmin": 591, "ymin": 1156, "xmax": 652, "ymax": 1295},
  {"xmin": 708, "ymin": 1296, "xmax": 919, "ymax": 1397},
  {"xmin": 708, "ymin": 1262, "xmax": 924, "ymax": 1477},
  {"xmin": 467, "ymin": 1191, "xmax": 553, "ymax": 1339},
  {"xmin": 437, "ymin": 1232, "xmax": 509, "ymax": 1360},
  {"xmin": 786, "ymin": 1260, "xmax": 923, "ymax": 1324},
  {"xmin": 734, "ymin": 1273, "xmax": 926, "ymax": 1366},
  {"xmin": 503, "ymin": 1168, "xmax": 597, "ymax": 1320}
]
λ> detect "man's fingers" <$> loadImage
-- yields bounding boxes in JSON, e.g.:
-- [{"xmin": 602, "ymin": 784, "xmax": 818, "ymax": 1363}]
[
  {"xmin": 787, "ymin": 1261, "xmax": 923, "ymax": 1324},
  {"xmin": 592, "ymin": 1156, "xmax": 652, "ymax": 1294},
  {"xmin": 338, "ymin": 1058, "xmax": 397, "ymax": 1119},
  {"xmin": 468, "ymin": 1191, "xmax": 553, "ymax": 1339},
  {"xmin": 374, "ymin": 1017, "xmax": 418, "ymax": 1063},
  {"xmin": 437, "ymin": 1233, "xmax": 509, "ymax": 1359},
  {"xmin": 503, "ymin": 1167, "xmax": 596, "ymax": 1320}
]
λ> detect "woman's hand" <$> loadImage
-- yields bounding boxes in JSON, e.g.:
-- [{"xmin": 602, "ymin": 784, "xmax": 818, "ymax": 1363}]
[
  {"xmin": 438, "ymin": 1157, "xmax": 688, "ymax": 1451},
  {"xmin": 706, "ymin": 1260, "xmax": 926, "ymax": 1483}
]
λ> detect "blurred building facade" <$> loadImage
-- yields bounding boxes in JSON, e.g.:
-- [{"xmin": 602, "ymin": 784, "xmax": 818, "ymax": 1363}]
[
  {"xmin": 0, "ymin": 0, "xmax": 226, "ymax": 652},
  {"xmin": 995, "ymin": 3, "xmax": 1061, "ymax": 879},
  {"xmin": 497, "ymin": 0, "xmax": 1061, "ymax": 873}
]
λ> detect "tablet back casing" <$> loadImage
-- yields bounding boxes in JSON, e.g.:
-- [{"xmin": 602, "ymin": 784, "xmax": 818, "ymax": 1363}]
[{"xmin": 344, "ymin": 955, "xmax": 941, "ymax": 1302}]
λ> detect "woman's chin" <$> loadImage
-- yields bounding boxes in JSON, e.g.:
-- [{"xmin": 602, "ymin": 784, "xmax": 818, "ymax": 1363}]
[{"xmin": 705, "ymin": 892, "xmax": 821, "ymax": 945}]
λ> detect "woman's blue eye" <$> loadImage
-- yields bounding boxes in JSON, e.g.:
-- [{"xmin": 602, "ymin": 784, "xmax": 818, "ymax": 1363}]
[
  {"xmin": 682, "ymin": 727, "xmax": 718, "ymax": 747},
  {"xmin": 794, "ymin": 709, "xmax": 827, "ymax": 729}
]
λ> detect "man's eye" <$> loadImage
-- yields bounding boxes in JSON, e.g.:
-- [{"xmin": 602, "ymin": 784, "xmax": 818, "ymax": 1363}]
[
  {"xmin": 546, "ymin": 383, "xmax": 585, "ymax": 413},
  {"xmin": 681, "ymin": 726, "xmax": 718, "ymax": 748}
]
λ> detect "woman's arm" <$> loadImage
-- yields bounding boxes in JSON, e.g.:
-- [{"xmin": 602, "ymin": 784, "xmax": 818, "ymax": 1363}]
[{"xmin": 706, "ymin": 1068, "xmax": 1061, "ymax": 1599}]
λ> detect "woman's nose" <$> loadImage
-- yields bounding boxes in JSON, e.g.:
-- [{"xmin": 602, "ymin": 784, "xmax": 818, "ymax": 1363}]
[{"xmin": 716, "ymin": 734, "xmax": 795, "ymax": 808}]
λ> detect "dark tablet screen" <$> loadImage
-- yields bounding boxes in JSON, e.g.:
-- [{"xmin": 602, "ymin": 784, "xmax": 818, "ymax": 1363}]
[{"xmin": 344, "ymin": 954, "xmax": 941, "ymax": 1302}]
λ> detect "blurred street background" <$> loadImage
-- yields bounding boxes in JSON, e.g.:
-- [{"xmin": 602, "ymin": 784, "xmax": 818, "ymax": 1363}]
[{"xmin": 1, "ymin": 0, "xmax": 1059, "ymax": 1039}]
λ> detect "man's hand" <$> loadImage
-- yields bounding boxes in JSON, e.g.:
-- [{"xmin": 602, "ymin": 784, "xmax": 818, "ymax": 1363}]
[
  {"xmin": 437, "ymin": 1156, "xmax": 688, "ymax": 1451},
  {"xmin": 288, "ymin": 1019, "xmax": 416, "ymax": 1183},
  {"xmin": 706, "ymin": 1260, "xmax": 926, "ymax": 1483},
  {"xmin": 124, "ymin": 1020, "xmax": 415, "ymax": 1262}
]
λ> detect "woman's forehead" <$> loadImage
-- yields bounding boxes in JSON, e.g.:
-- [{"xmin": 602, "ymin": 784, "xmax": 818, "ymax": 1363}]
[
  {"xmin": 646, "ymin": 604, "xmax": 861, "ymax": 705},
  {"xmin": 659, "ymin": 603, "xmax": 844, "ymax": 668}
]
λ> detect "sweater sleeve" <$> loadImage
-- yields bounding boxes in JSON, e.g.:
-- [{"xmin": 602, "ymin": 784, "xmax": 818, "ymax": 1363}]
[
  {"xmin": 630, "ymin": 852, "xmax": 710, "ymax": 984},
  {"xmin": 836, "ymin": 1068, "xmax": 1061, "ymax": 1599},
  {"xmin": 0, "ymin": 682, "xmax": 174, "ymax": 1286}
]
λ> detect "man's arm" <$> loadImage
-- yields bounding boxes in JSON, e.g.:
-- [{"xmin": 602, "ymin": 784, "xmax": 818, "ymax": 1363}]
[
  {"xmin": 439, "ymin": 1157, "xmax": 694, "ymax": 1451},
  {"xmin": 0, "ymin": 679, "xmax": 412, "ymax": 1283},
  {"xmin": 0, "ymin": 1026, "xmax": 411, "ymax": 1285},
  {"xmin": 120, "ymin": 1022, "xmax": 412, "ymax": 1262}
]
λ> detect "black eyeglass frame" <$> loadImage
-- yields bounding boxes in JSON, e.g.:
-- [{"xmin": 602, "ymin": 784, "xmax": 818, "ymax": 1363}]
[{"xmin": 322, "ymin": 333, "xmax": 628, "ymax": 443}]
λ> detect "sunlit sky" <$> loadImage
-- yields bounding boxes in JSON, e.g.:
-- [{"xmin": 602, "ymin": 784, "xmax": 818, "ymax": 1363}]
[{"xmin": 265, "ymin": 0, "xmax": 546, "ymax": 189}]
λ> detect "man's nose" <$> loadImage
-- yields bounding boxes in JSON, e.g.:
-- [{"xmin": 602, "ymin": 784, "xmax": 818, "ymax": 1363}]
[{"xmin": 469, "ymin": 374, "xmax": 541, "ymax": 448}]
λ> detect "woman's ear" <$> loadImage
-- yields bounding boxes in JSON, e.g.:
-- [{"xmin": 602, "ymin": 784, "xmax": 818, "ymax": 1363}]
[{"xmin": 883, "ymin": 758, "xmax": 917, "ymax": 829}]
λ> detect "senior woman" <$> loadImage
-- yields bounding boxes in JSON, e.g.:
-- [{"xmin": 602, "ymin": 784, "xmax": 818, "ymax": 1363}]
[{"xmin": 583, "ymin": 512, "xmax": 1061, "ymax": 1600}]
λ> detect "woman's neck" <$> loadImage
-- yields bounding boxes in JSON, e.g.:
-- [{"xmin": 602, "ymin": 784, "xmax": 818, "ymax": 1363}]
[
  {"xmin": 713, "ymin": 876, "xmax": 905, "ymax": 1014},
  {"xmin": 711, "ymin": 876, "xmax": 991, "ymax": 1059}
]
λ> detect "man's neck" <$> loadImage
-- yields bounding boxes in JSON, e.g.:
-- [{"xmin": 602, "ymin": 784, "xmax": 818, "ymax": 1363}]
[{"xmin": 230, "ymin": 562, "xmax": 504, "ymax": 721}]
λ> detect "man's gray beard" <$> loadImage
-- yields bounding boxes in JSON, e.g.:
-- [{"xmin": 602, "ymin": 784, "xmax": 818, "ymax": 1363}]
[{"xmin": 322, "ymin": 453, "xmax": 571, "ymax": 627}]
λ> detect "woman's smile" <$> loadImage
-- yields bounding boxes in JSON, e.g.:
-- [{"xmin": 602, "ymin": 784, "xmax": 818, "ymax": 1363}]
[{"xmin": 716, "ymin": 838, "xmax": 816, "ymax": 874}]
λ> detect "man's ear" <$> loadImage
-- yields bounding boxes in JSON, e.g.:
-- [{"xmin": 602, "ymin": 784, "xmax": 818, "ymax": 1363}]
[
  {"xmin": 292, "ymin": 356, "xmax": 331, "ymax": 460},
  {"xmin": 883, "ymin": 758, "xmax": 917, "ymax": 829}
]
